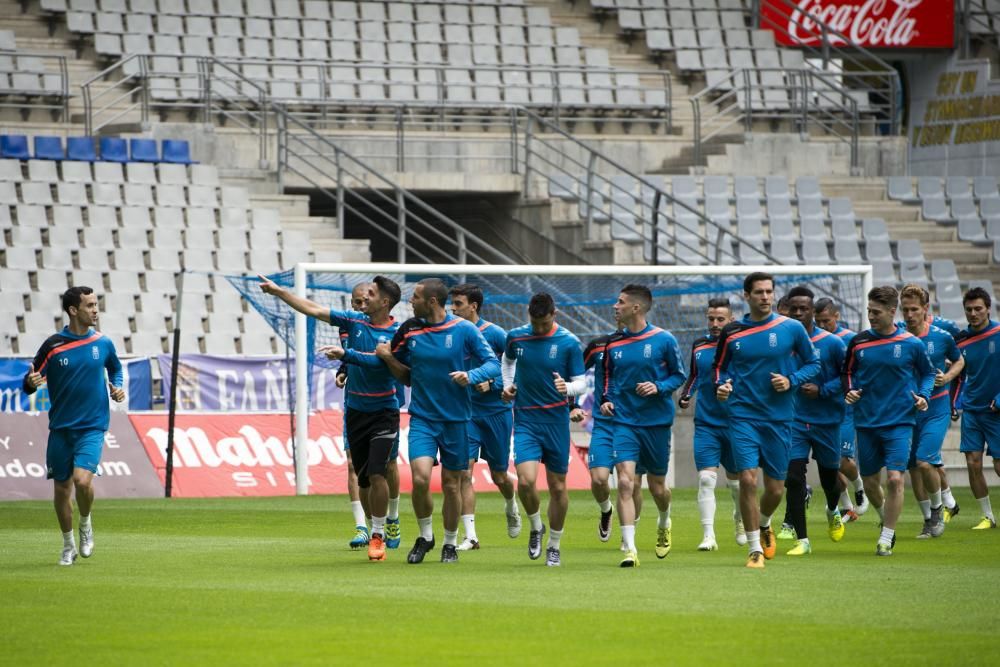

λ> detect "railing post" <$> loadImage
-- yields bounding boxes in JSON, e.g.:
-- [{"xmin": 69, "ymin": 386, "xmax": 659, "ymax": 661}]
[
  {"xmin": 584, "ymin": 152, "xmax": 597, "ymax": 242},
  {"xmin": 691, "ymin": 97, "xmax": 701, "ymax": 168},
  {"xmin": 139, "ymin": 54, "xmax": 150, "ymax": 130},
  {"xmin": 396, "ymin": 189, "xmax": 407, "ymax": 263},
  {"xmin": 202, "ymin": 57, "xmax": 213, "ymax": 126},
  {"xmin": 335, "ymin": 150, "xmax": 345, "ymax": 240},
  {"xmin": 457, "ymin": 229, "xmax": 467, "ymax": 264},
  {"xmin": 820, "ymin": 26, "xmax": 830, "ymax": 68},
  {"xmin": 800, "ymin": 71, "xmax": 810, "ymax": 139},
  {"xmin": 510, "ymin": 107, "xmax": 519, "ymax": 174},
  {"xmin": 83, "ymin": 77, "xmax": 93, "ymax": 136},
  {"xmin": 850, "ymin": 96, "xmax": 860, "ymax": 176},
  {"xmin": 522, "ymin": 114, "xmax": 534, "ymax": 195},
  {"xmin": 743, "ymin": 69, "xmax": 753, "ymax": 135},
  {"xmin": 258, "ymin": 89, "xmax": 269, "ymax": 169},
  {"xmin": 395, "ymin": 106, "xmax": 404, "ymax": 172},
  {"xmin": 276, "ymin": 111, "xmax": 286, "ymax": 191}
]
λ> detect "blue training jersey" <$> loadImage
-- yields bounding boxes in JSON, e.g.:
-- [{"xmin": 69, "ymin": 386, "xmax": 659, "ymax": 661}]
[
  {"xmin": 795, "ymin": 327, "xmax": 846, "ymax": 426},
  {"xmin": 954, "ymin": 320, "xmax": 1000, "ymax": 413},
  {"xmin": 842, "ymin": 325, "xmax": 936, "ymax": 429},
  {"xmin": 582, "ymin": 334, "xmax": 616, "ymax": 423},
  {"xmin": 680, "ymin": 333, "xmax": 728, "ymax": 428},
  {"xmin": 24, "ymin": 327, "xmax": 123, "ymax": 431},
  {"xmin": 469, "ymin": 318, "xmax": 509, "ymax": 417},
  {"xmin": 329, "ymin": 308, "xmax": 401, "ymax": 413},
  {"xmin": 929, "ymin": 314, "xmax": 961, "ymax": 338},
  {"xmin": 712, "ymin": 313, "xmax": 820, "ymax": 422},
  {"xmin": 911, "ymin": 323, "xmax": 961, "ymax": 419},
  {"xmin": 505, "ymin": 323, "xmax": 585, "ymax": 425},
  {"xmin": 390, "ymin": 314, "xmax": 500, "ymax": 422},
  {"xmin": 833, "ymin": 326, "xmax": 856, "ymax": 428},
  {"xmin": 602, "ymin": 323, "xmax": 686, "ymax": 427}
]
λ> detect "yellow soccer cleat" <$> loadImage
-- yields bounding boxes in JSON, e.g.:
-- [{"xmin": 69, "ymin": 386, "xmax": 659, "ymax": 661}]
[
  {"xmin": 620, "ymin": 549, "xmax": 640, "ymax": 567},
  {"xmin": 827, "ymin": 510, "xmax": 846, "ymax": 542},
  {"xmin": 972, "ymin": 516, "xmax": 997, "ymax": 530},
  {"xmin": 745, "ymin": 551, "xmax": 765, "ymax": 569},
  {"xmin": 655, "ymin": 526, "xmax": 672, "ymax": 559},
  {"xmin": 787, "ymin": 539, "xmax": 812, "ymax": 556}
]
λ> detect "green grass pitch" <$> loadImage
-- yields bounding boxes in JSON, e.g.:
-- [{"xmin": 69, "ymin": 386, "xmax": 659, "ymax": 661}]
[{"xmin": 2, "ymin": 489, "xmax": 998, "ymax": 666}]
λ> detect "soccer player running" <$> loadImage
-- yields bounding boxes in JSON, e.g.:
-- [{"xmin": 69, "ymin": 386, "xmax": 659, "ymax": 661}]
[
  {"xmin": 502, "ymin": 293, "xmax": 587, "ymax": 567},
  {"xmin": 899, "ymin": 285, "xmax": 964, "ymax": 538},
  {"xmin": 581, "ymin": 332, "xmax": 622, "ymax": 542},
  {"xmin": 954, "ymin": 287, "xmax": 1000, "ymax": 531},
  {"xmin": 843, "ymin": 286, "xmax": 935, "ymax": 556},
  {"xmin": 448, "ymin": 283, "xmax": 521, "ymax": 550},
  {"xmin": 677, "ymin": 297, "xmax": 745, "ymax": 551},
  {"xmin": 22, "ymin": 286, "xmax": 125, "ymax": 566},
  {"xmin": 376, "ymin": 278, "xmax": 501, "ymax": 563},
  {"xmin": 713, "ymin": 272, "xmax": 820, "ymax": 569},
  {"xmin": 784, "ymin": 286, "xmax": 849, "ymax": 556},
  {"xmin": 814, "ymin": 298, "xmax": 869, "ymax": 521},
  {"xmin": 600, "ymin": 285, "xmax": 686, "ymax": 567},
  {"xmin": 259, "ymin": 274, "xmax": 404, "ymax": 561}
]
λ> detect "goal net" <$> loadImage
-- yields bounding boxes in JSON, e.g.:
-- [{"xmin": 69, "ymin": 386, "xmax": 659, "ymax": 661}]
[{"xmin": 230, "ymin": 263, "xmax": 872, "ymax": 494}]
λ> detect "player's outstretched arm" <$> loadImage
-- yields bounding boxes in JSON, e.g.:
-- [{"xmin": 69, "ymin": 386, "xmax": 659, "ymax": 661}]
[{"xmin": 256, "ymin": 273, "xmax": 331, "ymax": 323}]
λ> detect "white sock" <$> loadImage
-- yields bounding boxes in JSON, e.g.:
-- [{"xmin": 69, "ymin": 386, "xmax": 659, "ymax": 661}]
[
  {"xmin": 387, "ymin": 497, "xmax": 400, "ymax": 520},
  {"xmin": 598, "ymin": 498, "xmax": 612, "ymax": 513},
  {"xmin": 698, "ymin": 470, "xmax": 718, "ymax": 530},
  {"xmin": 874, "ymin": 502, "xmax": 885, "ymax": 522},
  {"xmin": 418, "ymin": 516, "xmax": 434, "ymax": 541},
  {"xmin": 658, "ymin": 509, "xmax": 671, "ymax": 530},
  {"xmin": 879, "ymin": 526, "xmax": 895, "ymax": 545},
  {"xmin": 839, "ymin": 490, "xmax": 854, "ymax": 511},
  {"xmin": 942, "ymin": 486, "xmax": 956, "ymax": 509},
  {"xmin": 929, "ymin": 490, "xmax": 942, "ymax": 510},
  {"xmin": 850, "ymin": 475, "xmax": 864, "ymax": 493},
  {"xmin": 760, "ymin": 512, "xmax": 772, "ymax": 529},
  {"xmin": 461, "ymin": 514, "xmax": 478, "ymax": 542},
  {"xmin": 371, "ymin": 515, "xmax": 386, "ymax": 536},
  {"xmin": 746, "ymin": 529, "xmax": 761, "ymax": 555},
  {"xmin": 528, "ymin": 511, "xmax": 543, "ymax": 532},
  {"xmin": 350, "ymin": 501, "xmax": 366, "ymax": 528},
  {"xmin": 504, "ymin": 495, "xmax": 517, "ymax": 514},
  {"xmin": 727, "ymin": 479, "xmax": 740, "ymax": 513},
  {"xmin": 548, "ymin": 528, "xmax": 562, "ymax": 551},
  {"xmin": 80, "ymin": 514, "xmax": 92, "ymax": 530},
  {"xmin": 62, "ymin": 530, "xmax": 75, "ymax": 549},
  {"xmin": 621, "ymin": 524, "xmax": 636, "ymax": 551},
  {"xmin": 918, "ymin": 499, "xmax": 931, "ymax": 520},
  {"xmin": 444, "ymin": 529, "xmax": 458, "ymax": 547},
  {"xmin": 977, "ymin": 495, "xmax": 995, "ymax": 521}
]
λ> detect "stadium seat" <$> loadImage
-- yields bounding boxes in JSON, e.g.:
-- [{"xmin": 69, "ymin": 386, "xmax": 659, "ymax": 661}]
[
  {"xmin": 0, "ymin": 158, "xmax": 22, "ymax": 182},
  {"xmin": 130, "ymin": 138, "xmax": 159, "ymax": 163},
  {"xmin": 67, "ymin": 137, "xmax": 97, "ymax": 162},
  {"xmin": 33, "ymin": 136, "xmax": 65, "ymax": 160},
  {"xmin": 1, "ymin": 135, "xmax": 30, "ymax": 160},
  {"xmin": 958, "ymin": 217, "xmax": 989, "ymax": 245},
  {"xmin": 99, "ymin": 137, "xmax": 128, "ymax": 163},
  {"xmin": 161, "ymin": 139, "xmax": 195, "ymax": 164}
]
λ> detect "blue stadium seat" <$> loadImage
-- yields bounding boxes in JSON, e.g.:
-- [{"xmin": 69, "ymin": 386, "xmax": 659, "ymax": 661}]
[
  {"xmin": 99, "ymin": 137, "xmax": 129, "ymax": 163},
  {"xmin": 161, "ymin": 139, "xmax": 196, "ymax": 164},
  {"xmin": 1, "ymin": 135, "xmax": 30, "ymax": 160},
  {"xmin": 33, "ymin": 135, "xmax": 65, "ymax": 160},
  {"xmin": 67, "ymin": 136, "xmax": 97, "ymax": 162},
  {"xmin": 130, "ymin": 138, "xmax": 159, "ymax": 163}
]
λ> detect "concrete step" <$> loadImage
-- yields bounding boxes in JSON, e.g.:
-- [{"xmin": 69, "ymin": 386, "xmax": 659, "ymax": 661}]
[
  {"xmin": 249, "ymin": 193, "xmax": 310, "ymax": 218},
  {"xmin": 885, "ymin": 224, "xmax": 956, "ymax": 243},
  {"xmin": 855, "ymin": 202, "xmax": 921, "ymax": 222},
  {"xmin": 922, "ymin": 242, "xmax": 992, "ymax": 264}
]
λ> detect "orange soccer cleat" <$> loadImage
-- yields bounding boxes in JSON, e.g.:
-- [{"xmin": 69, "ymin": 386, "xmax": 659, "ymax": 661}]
[
  {"xmin": 368, "ymin": 533, "xmax": 386, "ymax": 561},
  {"xmin": 761, "ymin": 525, "xmax": 777, "ymax": 560}
]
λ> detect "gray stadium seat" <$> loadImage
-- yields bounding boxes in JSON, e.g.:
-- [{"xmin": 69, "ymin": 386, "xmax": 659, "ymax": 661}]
[
  {"xmin": 862, "ymin": 218, "xmax": 890, "ymax": 242},
  {"xmin": 801, "ymin": 238, "xmax": 830, "ymax": 264},
  {"xmin": 958, "ymin": 217, "xmax": 989, "ymax": 245}
]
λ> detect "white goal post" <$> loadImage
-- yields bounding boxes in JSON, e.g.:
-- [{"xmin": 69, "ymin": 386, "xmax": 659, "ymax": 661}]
[{"xmin": 291, "ymin": 262, "xmax": 874, "ymax": 495}]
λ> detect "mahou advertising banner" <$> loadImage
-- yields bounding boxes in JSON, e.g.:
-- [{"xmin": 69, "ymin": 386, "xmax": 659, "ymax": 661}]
[
  {"xmin": 760, "ymin": 0, "xmax": 955, "ymax": 49},
  {"xmin": 129, "ymin": 410, "xmax": 593, "ymax": 498}
]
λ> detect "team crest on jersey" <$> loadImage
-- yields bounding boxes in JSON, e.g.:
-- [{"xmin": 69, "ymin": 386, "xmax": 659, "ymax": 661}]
[
  {"xmin": 927, "ymin": 341, "xmax": 935, "ymax": 354},
  {"xmin": 643, "ymin": 343, "xmax": 652, "ymax": 358},
  {"xmin": 409, "ymin": 339, "xmax": 417, "ymax": 349},
  {"xmin": 768, "ymin": 333, "xmax": 777, "ymax": 348},
  {"xmin": 445, "ymin": 334, "xmax": 453, "ymax": 349},
  {"xmin": 893, "ymin": 344, "xmax": 901, "ymax": 358},
  {"xmin": 92, "ymin": 346, "xmax": 99, "ymax": 359},
  {"xmin": 549, "ymin": 344, "xmax": 558, "ymax": 358},
  {"xmin": 990, "ymin": 341, "xmax": 996, "ymax": 354}
]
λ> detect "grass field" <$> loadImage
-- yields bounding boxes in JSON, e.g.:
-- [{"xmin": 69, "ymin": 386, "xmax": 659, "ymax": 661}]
[{"xmin": 2, "ymin": 488, "xmax": 999, "ymax": 666}]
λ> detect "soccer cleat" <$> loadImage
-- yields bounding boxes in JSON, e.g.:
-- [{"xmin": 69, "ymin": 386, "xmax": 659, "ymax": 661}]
[
  {"xmin": 620, "ymin": 549, "xmax": 639, "ymax": 568},
  {"xmin": 943, "ymin": 503, "xmax": 959, "ymax": 523},
  {"xmin": 916, "ymin": 519, "xmax": 933, "ymax": 540},
  {"xmin": 855, "ymin": 490, "xmax": 870, "ymax": 516},
  {"xmin": 804, "ymin": 484, "xmax": 813, "ymax": 510},
  {"xmin": 777, "ymin": 523, "xmax": 796, "ymax": 540},
  {"xmin": 368, "ymin": 533, "xmax": 386, "ymax": 561},
  {"xmin": 384, "ymin": 518, "xmax": 401, "ymax": 549},
  {"xmin": 745, "ymin": 551, "xmax": 765, "ymax": 569},
  {"xmin": 929, "ymin": 508, "xmax": 945, "ymax": 538},
  {"xmin": 697, "ymin": 535, "xmax": 719, "ymax": 551},
  {"xmin": 440, "ymin": 544, "xmax": 459, "ymax": 563},
  {"xmin": 841, "ymin": 509, "xmax": 859, "ymax": 523},
  {"xmin": 506, "ymin": 509, "xmax": 522, "ymax": 539},
  {"xmin": 528, "ymin": 525, "xmax": 546, "ymax": 560},
  {"xmin": 59, "ymin": 545, "xmax": 78, "ymax": 566},
  {"xmin": 655, "ymin": 526, "xmax": 672, "ymax": 559},
  {"xmin": 456, "ymin": 538, "xmax": 480, "ymax": 551},
  {"xmin": 545, "ymin": 547, "xmax": 561, "ymax": 567},
  {"xmin": 598, "ymin": 508, "xmax": 613, "ymax": 542},
  {"xmin": 349, "ymin": 526, "xmax": 369, "ymax": 550},
  {"xmin": 972, "ymin": 516, "xmax": 997, "ymax": 530},
  {"xmin": 79, "ymin": 525, "xmax": 94, "ymax": 558},
  {"xmin": 827, "ymin": 510, "xmax": 846, "ymax": 542},
  {"xmin": 787, "ymin": 539, "xmax": 812, "ymax": 556},
  {"xmin": 875, "ymin": 541, "xmax": 893, "ymax": 557},
  {"xmin": 761, "ymin": 525, "xmax": 777, "ymax": 560},
  {"xmin": 406, "ymin": 536, "xmax": 435, "ymax": 564},
  {"xmin": 733, "ymin": 511, "xmax": 747, "ymax": 546}
]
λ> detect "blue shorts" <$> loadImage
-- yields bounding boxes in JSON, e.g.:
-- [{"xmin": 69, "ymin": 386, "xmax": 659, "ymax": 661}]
[
  {"xmin": 469, "ymin": 410, "xmax": 513, "ymax": 472},
  {"xmin": 47, "ymin": 428, "xmax": 105, "ymax": 482},
  {"xmin": 613, "ymin": 424, "xmax": 671, "ymax": 477},
  {"xmin": 407, "ymin": 416, "xmax": 468, "ymax": 472},
  {"xmin": 513, "ymin": 420, "xmax": 570, "ymax": 475},
  {"xmin": 345, "ymin": 413, "xmax": 400, "ymax": 458},
  {"xmin": 790, "ymin": 421, "xmax": 841, "ymax": 470},
  {"xmin": 840, "ymin": 415, "xmax": 856, "ymax": 459},
  {"xmin": 856, "ymin": 425, "xmax": 911, "ymax": 477},
  {"xmin": 959, "ymin": 410, "xmax": 1000, "ymax": 458},
  {"xmin": 693, "ymin": 423, "xmax": 736, "ymax": 474},
  {"xmin": 730, "ymin": 419, "xmax": 790, "ymax": 481},
  {"xmin": 587, "ymin": 418, "xmax": 615, "ymax": 470},
  {"xmin": 909, "ymin": 409, "xmax": 949, "ymax": 468}
]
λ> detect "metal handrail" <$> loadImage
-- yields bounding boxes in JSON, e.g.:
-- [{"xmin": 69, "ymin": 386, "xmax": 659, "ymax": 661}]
[
  {"xmin": 0, "ymin": 50, "xmax": 70, "ymax": 121},
  {"xmin": 961, "ymin": 0, "xmax": 999, "ymax": 58},
  {"xmin": 81, "ymin": 53, "xmax": 149, "ymax": 135}
]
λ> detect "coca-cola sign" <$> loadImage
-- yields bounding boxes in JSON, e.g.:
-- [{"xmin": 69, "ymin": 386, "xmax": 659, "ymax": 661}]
[{"xmin": 761, "ymin": 0, "xmax": 955, "ymax": 49}]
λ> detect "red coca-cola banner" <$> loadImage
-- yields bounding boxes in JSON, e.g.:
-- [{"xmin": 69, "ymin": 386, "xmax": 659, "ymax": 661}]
[
  {"xmin": 129, "ymin": 411, "xmax": 592, "ymax": 498},
  {"xmin": 760, "ymin": 0, "xmax": 954, "ymax": 49}
]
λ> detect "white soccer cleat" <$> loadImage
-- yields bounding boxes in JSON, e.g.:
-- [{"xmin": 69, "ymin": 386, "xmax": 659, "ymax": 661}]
[
  {"xmin": 733, "ymin": 511, "xmax": 748, "ymax": 546},
  {"xmin": 855, "ymin": 490, "xmax": 870, "ymax": 517},
  {"xmin": 80, "ymin": 525, "xmax": 94, "ymax": 558},
  {"xmin": 59, "ymin": 545, "xmax": 78, "ymax": 566},
  {"xmin": 697, "ymin": 536, "xmax": 719, "ymax": 551},
  {"xmin": 506, "ymin": 510, "xmax": 522, "ymax": 539},
  {"xmin": 456, "ymin": 538, "xmax": 480, "ymax": 551}
]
